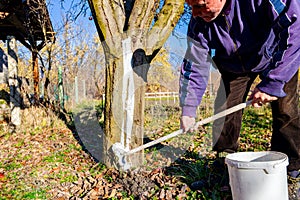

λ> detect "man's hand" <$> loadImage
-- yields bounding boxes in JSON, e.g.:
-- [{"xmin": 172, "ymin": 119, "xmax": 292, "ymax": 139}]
[
  {"xmin": 181, "ymin": 116, "xmax": 196, "ymax": 132},
  {"xmin": 249, "ymin": 88, "xmax": 278, "ymax": 108}
]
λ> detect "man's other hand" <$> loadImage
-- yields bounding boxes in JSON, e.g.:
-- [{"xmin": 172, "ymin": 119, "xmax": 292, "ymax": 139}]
[
  {"xmin": 180, "ymin": 116, "xmax": 196, "ymax": 132},
  {"xmin": 249, "ymin": 87, "xmax": 278, "ymax": 108}
]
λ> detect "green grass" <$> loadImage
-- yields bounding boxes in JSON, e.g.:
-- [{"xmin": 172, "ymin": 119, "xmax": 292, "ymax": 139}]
[
  {"xmin": 3, "ymin": 162, "xmax": 22, "ymax": 171},
  {"xmin": 22, "ymin": 189, "xmax": 47, "ymax": 199},
  {"xmin": 239, "ymin": 105, "xmax": 272, "ymax": 152},
  {"xmin": 88, "ymin": 163, "xmax": 106, "ymax": 176},
  {"xmin": 0, "ymin": 101, "xmax": 278, "ymax": 200},
  {"xmin": 142, "ymin": 103, "xmax": 275, "ymax": 199},
  {"xmin": 0, "ymin": 180, "xmax": 48, "ymax": 200},
  {"xmin": 42, "ymin": 152, "xmax": 66, "ymax": 163}
]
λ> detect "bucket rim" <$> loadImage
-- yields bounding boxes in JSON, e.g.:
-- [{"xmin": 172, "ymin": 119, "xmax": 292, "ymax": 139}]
[{"xmin": 225, "ymin": 151, "xmax": 289, "ymax": 169}]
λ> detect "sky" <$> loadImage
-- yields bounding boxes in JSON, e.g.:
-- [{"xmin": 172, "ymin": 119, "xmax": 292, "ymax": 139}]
[
  {"xmin": 46, "ymin": 0, "xmax": 189, "ymax": 68},
  {"xmin": 47, "ymin": 1, "xmax": 97, "ymax": 39},
  {"xmin": 46, "ymin": 0, "xmax": 188, "ymax": 41}
]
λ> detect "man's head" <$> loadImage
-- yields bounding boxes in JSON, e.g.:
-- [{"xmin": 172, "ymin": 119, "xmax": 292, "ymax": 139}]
[{"xmin": 186, "ymin": 0, "xmax": 227, "ymax": 22}]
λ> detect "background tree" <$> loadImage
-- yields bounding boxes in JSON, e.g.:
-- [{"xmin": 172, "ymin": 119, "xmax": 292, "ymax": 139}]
[
  {"xmin": 91, "ymin": 36, "xmax": 106, "ymax": 99},
  {"xmin": 15, "ymin": 3, "xmax": 105, "ymax": 109},
  {"xmin": 147, "ymin": 47, "xmax": 178, "ymax": 93}
]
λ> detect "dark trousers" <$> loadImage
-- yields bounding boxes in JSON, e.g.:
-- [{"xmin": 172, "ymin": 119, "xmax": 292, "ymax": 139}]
[{"xmin": 212, "ymin": 70, "xmax": 300, "ymax": 171}]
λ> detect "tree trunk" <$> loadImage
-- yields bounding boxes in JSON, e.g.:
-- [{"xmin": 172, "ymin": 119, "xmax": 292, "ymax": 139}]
[
  {"xmin": 7, "ymin": 36, "xmax": 21, "ymax": 126},
  {"xmin": 88, "ymin": 0, "xmax": 185, "ymax": 169},
  {"xmin": 32, "ymin": 48, "xmax": 39, "ymax": 103}
]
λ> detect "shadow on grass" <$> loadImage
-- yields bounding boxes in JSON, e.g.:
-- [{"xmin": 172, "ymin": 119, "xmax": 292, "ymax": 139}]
[
  {"xmin": 69, "ymin": 106, "xmax": 104, "ymax": 163},
  {"xmin": 164, "ymin": 151, "xmax": 233, "ymax": 200},
  {"xmin": 54, "ymin": 102, "xmax": 105, "ymax": 164}
]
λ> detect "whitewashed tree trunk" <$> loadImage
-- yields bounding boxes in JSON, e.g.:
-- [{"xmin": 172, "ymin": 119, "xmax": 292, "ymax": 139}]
[{"xmin": 88, "ymin": 0, "xmax": 185, "ymax": 168}]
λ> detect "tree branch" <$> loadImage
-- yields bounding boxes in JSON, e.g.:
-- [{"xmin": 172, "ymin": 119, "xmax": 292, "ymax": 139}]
[
  {"xmin": 126, "ymin": 0, "xmax": 159, "ymax": 48},
  {"xmin": 128, "ymin": 0, "xmax": 158, "ymax": 31},
  {"xmin": 146, "ymin": 0, "xmax": 185, "ymax": 56},
  {"xmin": 88, "ymin": 0, "xmax": 126, "ymax": 54}
]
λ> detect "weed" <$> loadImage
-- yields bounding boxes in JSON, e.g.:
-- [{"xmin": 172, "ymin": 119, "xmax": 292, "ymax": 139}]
[
  {"xmin": 89, "ymin": 163, "xmax": 106, "ymax": 176},
  {"xmin": 186, "ymin": 190, "xmax": 206, "ymax": 200},
  {"xmin": 15, "ymin": 139, "xmax": 25, "ymax": 148},
  {"xmin": 22, "ymin": 189, "xmax": 47, "ymax": 199},
  {"xmin": 68, "ymin": 143, "xmax": 81, "ymax": 151},
  {"xmin": 42, "ymin": 152, "xmax": 66, "ymax": 163},
  {"xmin": 4, "ymin": 162, "xmax": 22, "ymax": 171},
  {"xmin": 104, "ymin": 174, "xmax": 113, "ymax": 183},
  {"xmin": 60, "ymin": 174, "xmax": 78, "ymax": 183}
]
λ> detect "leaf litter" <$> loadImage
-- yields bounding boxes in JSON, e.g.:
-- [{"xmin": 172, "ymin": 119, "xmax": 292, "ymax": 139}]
[{"xmin": 1, "ymin": 105, "xmax": 295, "ymax": 200}]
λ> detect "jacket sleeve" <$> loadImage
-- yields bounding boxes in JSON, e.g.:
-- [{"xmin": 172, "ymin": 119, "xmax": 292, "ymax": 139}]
[
  {"xmin": 257, "ymin": 0, "xmax": 300, "ymax": 97},
  {"xmin": 179, "ymin": 18, "xmax": 211, "ymax": 117}
]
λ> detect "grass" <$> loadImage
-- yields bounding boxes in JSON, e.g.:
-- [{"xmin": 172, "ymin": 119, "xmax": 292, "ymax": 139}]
[
  {"xmin": 143, "ymin": 101, "xmax": 274, "ymax": 199},
  {"xmin": 239, "ymin": 105, "xmax": 272, "ymax": 151},
  {"xmin": 0, "ymin": 106, "xmax": 106, "ymax": 199},
  {"xmin": 0, "ymin": 100, "xmax": 278, "ymax": 199}
]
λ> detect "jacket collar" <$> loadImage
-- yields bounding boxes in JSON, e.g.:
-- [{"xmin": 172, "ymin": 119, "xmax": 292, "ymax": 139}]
[{"xmin": 223, "ymin": 0, "xmax": 233, "ymax": 16}]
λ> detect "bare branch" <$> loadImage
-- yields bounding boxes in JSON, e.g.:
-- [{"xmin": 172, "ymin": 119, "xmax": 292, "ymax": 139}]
[
  {"xmin": 146, "ymin": 0, "xmax": 185, "ymax": 55},
  {"xmin": 128, "ymin": 0, "xmax": 158, "ymax": 31},
  {"xmin": 88, "ymin": 0, "xmax": 126, "ymax": 54}
]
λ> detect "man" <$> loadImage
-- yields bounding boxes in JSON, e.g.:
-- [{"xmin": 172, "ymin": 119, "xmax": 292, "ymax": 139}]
[{"xmin": 180, "ymin": 0, "xmax": 300, "ymax": 192}]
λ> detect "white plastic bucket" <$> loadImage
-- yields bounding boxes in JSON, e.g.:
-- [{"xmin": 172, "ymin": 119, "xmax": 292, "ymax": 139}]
[{"xmin": 225, "ymin": 151, "xmax": 289, "ymax": 200}]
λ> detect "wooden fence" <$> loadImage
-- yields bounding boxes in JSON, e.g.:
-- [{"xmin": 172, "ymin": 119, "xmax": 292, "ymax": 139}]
[{"xmin": 145, "ymin": 91, "xmax": 179, "ymax": 105}]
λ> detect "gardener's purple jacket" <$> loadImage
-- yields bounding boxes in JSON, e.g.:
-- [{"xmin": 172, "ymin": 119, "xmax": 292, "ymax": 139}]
[{"xmin": 180, "ymin": 0, "xmax": 300, "ymax": 117}]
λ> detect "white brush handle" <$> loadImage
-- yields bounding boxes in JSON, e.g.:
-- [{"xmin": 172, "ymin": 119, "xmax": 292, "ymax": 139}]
[{"xmin": 125, "ymin": 100, "xmax": 251, "ymax": 155}]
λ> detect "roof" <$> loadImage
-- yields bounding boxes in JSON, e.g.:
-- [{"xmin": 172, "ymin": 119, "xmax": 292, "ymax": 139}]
[{"xmin": 0, "ymin": 0, "xmax": 55, "ymax": 50}]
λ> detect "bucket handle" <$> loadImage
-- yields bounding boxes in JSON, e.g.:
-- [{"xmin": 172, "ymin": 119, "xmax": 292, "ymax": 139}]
[{"xmin": 232, "ymin": 158, "xmax": 289, "ymax": 174}]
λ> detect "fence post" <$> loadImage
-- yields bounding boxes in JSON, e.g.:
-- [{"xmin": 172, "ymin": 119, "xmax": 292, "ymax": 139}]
[
  {"xmin": 58, "ymin": 65, "xmax": 64, "ymax": 108},
  {"xmin": 83, "ymin": 80, "xmax": 86, "ymax": 100},
  {"xmin": 173, "ymin": 92, "xmax": 176, "ymax": 104},
  {"xmin": 75, "ymin": 76, "xmax": 78, "ymax": 104}
]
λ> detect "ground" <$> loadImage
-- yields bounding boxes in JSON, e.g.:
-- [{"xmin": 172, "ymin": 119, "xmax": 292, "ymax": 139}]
[{"xmin": 0, "ymin": 104, "xmax": 298, "ymax": 199}]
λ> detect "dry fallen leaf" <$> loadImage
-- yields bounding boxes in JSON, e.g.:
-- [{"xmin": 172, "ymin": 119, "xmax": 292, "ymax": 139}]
[{"xmin": 0, "ymin": 172, "xmax": 5, "ymax": 179}]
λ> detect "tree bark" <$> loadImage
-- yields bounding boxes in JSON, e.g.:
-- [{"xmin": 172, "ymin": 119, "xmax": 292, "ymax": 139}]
[
  {"xmin": 88, "ymin": 0, "xmax": 185, "ymax": 168},
  {"xmin": 32, "ymin": 48, "xmax": 39, "ymax": 103}
]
